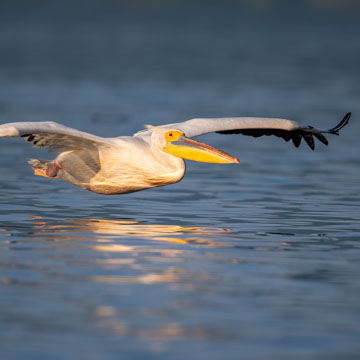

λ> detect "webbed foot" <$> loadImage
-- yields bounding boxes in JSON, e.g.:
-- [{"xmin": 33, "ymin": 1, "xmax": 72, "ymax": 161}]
[{"xmin": 32, "ymin": 161, "xmax": 62, "ymax": 179}]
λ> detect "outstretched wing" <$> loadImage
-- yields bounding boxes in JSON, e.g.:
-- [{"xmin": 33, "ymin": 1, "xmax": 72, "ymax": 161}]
[
  {"xmin": 0, "ymin": 121, "xmax": 112, "ymax": 152},
  {"xmin": 136, "ymin": 113, "xmax": 350, "ymax": 150}
]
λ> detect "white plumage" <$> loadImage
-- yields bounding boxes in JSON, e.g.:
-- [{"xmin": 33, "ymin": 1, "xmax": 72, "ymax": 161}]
[{"xmin": 0, "ymin": 113, "xmax": 350, "ymax": 195}]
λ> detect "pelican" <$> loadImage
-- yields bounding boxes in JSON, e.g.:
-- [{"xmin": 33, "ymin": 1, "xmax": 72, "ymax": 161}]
[{"xmin": 0, "ymin": 113, "xmax": 350, "ymax": 195}]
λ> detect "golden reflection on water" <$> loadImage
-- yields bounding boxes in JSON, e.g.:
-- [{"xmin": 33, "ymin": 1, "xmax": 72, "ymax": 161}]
[
  {"xmin": 28, "ymin": 217, "xmax": 231, "ymax": 247},
  {"xmin": 10, "ymin": 217, "xmax": 227, "ymax": 288}
]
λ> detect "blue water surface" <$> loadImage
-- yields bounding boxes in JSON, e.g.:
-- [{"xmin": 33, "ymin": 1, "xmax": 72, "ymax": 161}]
[{"xmin": 0, "ymin": 2, "xmax": 360, "ymax": 359}]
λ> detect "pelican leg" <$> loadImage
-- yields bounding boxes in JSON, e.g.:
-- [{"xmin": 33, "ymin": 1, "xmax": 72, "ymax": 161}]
[{"xmin": 31, "ymin": 160, "xmax": 62, "ymax": 179}]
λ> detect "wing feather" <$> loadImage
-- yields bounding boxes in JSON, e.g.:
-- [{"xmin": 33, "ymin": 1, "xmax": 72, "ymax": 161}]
[
  {"xmin": 135, "ymin": 112, "xmax": 350, "ymax": 150},
  {"xmin": 0, "ymin": 121, "xmax": 112, "ymax": 151},
  {"xmin": 291, "ymin": 132, "xmax": 302, "ymax": 147}
]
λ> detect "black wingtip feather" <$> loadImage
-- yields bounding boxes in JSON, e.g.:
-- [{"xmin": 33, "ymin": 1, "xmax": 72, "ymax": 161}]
[
  {"xmin": 313, "ymin": 133, "xmax": 329, "ymax": 146},
  {"xmin": 303, "ymin": 133, "xmax": 315, "ymax": 150},
  {"xmin": 291, "ymin": 133, "xmax": 302, "ymax": 147},
  {"xmin": 328, "ymin": 112, "xmax": 351, "ymax": 134}
]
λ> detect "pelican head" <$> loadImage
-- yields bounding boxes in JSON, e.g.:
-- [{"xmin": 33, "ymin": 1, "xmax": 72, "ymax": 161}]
[{"xmin": 147, "ymin": 125, "xmax": 239, "ymax": 164}]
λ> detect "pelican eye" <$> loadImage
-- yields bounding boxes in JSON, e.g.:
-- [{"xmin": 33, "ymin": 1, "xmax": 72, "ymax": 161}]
[{"xmin": 165, "ymin": 130, "xmax": 183, "ymax": 144}]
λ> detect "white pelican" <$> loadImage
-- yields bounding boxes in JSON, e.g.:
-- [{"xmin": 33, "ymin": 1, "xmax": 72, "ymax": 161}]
[{"xmin": 0, "ymin": 113, "xmax": 350, "ymax": 195}]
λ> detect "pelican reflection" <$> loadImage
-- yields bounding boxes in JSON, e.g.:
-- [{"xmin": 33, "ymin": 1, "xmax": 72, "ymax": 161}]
[{"xmin": 27, "ymin": 217, "xmax": 231, "ymax": 248}]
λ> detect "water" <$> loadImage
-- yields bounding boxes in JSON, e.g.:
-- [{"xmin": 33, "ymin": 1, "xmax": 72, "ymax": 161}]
[{"xmin": 1, "ymin": 1, "xmax": 360, "ymax": 359}]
